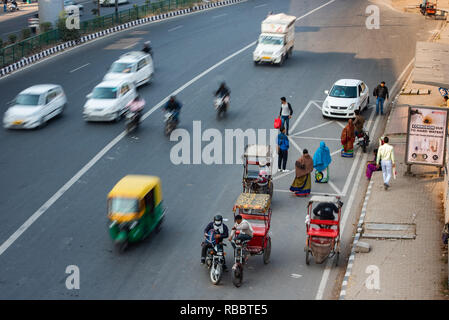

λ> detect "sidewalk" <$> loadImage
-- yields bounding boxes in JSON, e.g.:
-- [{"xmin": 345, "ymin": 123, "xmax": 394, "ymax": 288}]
[
  {"xmin": 341, "ymin": 4, "xmax": 449, "ymax": 300},
  {"xmin": 0, "ymin": 2, "xmax": 38, "ymax": 23}
]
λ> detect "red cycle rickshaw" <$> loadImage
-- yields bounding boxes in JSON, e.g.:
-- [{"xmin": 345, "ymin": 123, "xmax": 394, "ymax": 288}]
[
  {"xmin": 305, "ymin": 195, "xmax": 342, "ymax": 265},
  {"xmin": 231, "ymin": 193, "xmax": 272, "ymax": 287}
]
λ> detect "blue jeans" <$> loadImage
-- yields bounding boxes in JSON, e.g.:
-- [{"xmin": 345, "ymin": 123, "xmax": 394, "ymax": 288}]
[
  {"xmin": 281, "ymin": 116, "xmax": 290, "ymax": 134},
  {"xmin": 376, "ymin": 97, "xmax": 385, "ymax": 115}
]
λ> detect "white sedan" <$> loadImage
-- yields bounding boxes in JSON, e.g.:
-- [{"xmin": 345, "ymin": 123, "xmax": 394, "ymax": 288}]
[
  {"xmin": 322, "ymin": 79, "xmax": 370, "ymax": 119},
  {"xmin": 3, "ymin": 84, "xmax": 67, "ymax": 129},
  {"xmin": 83, "ymin": 79, "xmax": 137, "ymax": 122},
  {"xmin": 99, "ymin": 0, "xmax": 128, "ymax": 6},
  {"xmin": 103, "ymin": 51, "xmax": 154, "ymax": 87}
]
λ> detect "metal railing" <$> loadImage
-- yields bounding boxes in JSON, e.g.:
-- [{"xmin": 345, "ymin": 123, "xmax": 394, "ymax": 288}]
[{"xmin": 0, "ymin": 0, "xmax": 201, "ymax": 67}]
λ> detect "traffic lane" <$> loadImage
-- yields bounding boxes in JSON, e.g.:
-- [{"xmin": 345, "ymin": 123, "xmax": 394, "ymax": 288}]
[
  {"xmin": 0, "ymin": 0, "xmax": 291, "ymax": 243},
  {"xmin": 0, "ymin": 0, "xmax": 424, "ymax": 298},
  {"xmin": 0, "ymin": 48, "xmax": 401, "ymax": 299}
]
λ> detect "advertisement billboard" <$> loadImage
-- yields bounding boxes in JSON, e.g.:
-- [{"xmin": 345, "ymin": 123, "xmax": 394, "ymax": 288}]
[{"xmin": 405, "ymin": 106, "xmax": 448, "ymax": 167}]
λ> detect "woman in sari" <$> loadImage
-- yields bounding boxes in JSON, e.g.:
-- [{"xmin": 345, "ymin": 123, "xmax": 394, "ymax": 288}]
[
  {"xmin": 341, "ymin": 119, "xmax": 355, "ymax": 158},
  {"xmin": 366, "ymin": 148, "xmax": 381, "ymax": 180},
  {"xmin": 313, "ymin": 141, "xmax": 332, "ymax": 183},
  {"xmin": 290, "ymin": 149, "xmax": 314, "ymax": 196}
]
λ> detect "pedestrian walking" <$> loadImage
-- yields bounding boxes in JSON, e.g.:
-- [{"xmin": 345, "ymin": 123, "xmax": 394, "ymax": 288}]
[
  {"xmin": 313, "ymin": 141, "xmax": 331, "ymax": 183},
  {"xmin": 341, "ymin": 119, "xmax": 355, "ymax": 158},
  {"xmin": 376, "ymin": 136, "xmax": 395, "ymax": 190},
  {"xmin": 279, "ymin": 97, "xmax": 293, "ymax": 135},
  {"xmin": 277, "ymin": 126, "xmax": 289, "ymax": 172},
  {"xmin": 290, "ymin": 149, "xmax": 314, "ymax": 196},
  {"xmin": 373, "ymin": 81, "xmax": 389, "ymax": 115}
]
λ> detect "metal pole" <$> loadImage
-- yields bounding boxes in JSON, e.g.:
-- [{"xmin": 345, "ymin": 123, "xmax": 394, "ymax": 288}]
[
  {"xmin": 97, "ymin": 0, "xmax": 101, "ymax": 16},
  {"xmin": 115, "ymin": 0, "xmax": 118, "ymax": 18}
]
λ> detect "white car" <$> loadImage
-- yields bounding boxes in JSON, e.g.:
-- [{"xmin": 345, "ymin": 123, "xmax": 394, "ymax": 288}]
[
  {"xmin": 322, "ymin": 79, "xmax": 370, "ymax": 119},
  {"xmin": 103, "ymin": 51, "xmax": 154, "ymax": 87},
  {"xmin": 64, "ymin": 0, "xmax": 84, "ymax": 16},
  {"xmin": 99, "ymin": 0, "xmax": 128, "ymax": 6},
  {"xmin": 3, "ymin": 84, "xmax": 67, "ymax": 129},
  {"xmin": 83, "ymin": 80, "xmax": 137, "ymax": 122}
]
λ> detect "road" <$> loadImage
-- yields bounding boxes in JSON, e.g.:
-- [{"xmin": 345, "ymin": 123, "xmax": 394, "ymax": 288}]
[
  {"xmin": 0, "ymin": 0, "xmax": 159, "ymax": 41},
  {"xmin": 0, "ymin": 0, "xmax": 438, "ymax": 299}
]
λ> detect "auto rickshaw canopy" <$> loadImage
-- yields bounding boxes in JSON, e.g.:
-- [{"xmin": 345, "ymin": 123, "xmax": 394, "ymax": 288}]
[
  {"xmin": 233, "ymin": 193, "xmax": 271, "ymax": 212},
  {"xmin": 108, "ymin": 175, "xmax": 162, "ymax": 205}
]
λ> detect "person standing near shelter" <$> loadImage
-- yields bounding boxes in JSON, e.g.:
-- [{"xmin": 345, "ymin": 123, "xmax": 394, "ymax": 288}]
[
  {"xmin": 279, "ymin": 97, "xmax": 293, "ymax": 135},
  {"xmin": 376, "ymin": 136, "xmax": 395, "ymax": 190},
  {"xmin": 277, "ymin": 126, "xmax": 289, "ymax": 172},
  {"xmin": 341, "ymin": 119, "xmax": 355, "ymax": 157},
  {"xmin": 373, "ymin": 81, "xmax": 389, "ymax": 115},
  {"xmin": 290, "ymin": 149, "xmax": 314, "ymax": 196},
  {"xmin": 313, "ymin": 141, "xmax": 331, "ymax": 183}
]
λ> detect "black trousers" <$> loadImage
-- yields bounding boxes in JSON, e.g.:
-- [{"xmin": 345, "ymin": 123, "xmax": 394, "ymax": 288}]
[{"xmin": 278, "ymin": 149, "xmax": 288, "ymax": 170}]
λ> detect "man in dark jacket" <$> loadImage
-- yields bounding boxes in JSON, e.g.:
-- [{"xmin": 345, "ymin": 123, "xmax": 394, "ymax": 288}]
[
  {"xmin": 201, "ymin": 215, "xmax": 229, "ymax": 270},
  {"xmin": 373, "ymin": 81, "xmax": 389, "ymax": 115}
]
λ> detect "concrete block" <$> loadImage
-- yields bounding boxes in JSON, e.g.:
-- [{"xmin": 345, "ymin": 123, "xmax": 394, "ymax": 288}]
[{"xmin": 355, "ymin": 241, "xmax": 371, "ymax": 253}]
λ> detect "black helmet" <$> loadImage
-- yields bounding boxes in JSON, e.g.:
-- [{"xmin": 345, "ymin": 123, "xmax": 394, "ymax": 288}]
[
  {"xmin": 220, "ymin": 82, "xmax": 226, "ymax": 87},
  {"xmin": 213, "ymin": 214, "xmax": 223, "ymax": 226}
]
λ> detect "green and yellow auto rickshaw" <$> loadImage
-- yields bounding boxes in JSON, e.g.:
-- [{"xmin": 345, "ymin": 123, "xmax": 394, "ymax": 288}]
[{"xmin": 108, "ymin": 175, "xmax": 165, "ymax": 252}]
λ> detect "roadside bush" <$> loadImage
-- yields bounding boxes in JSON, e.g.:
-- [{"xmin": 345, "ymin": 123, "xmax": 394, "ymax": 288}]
[
  {"xmin": 0, "ymin": 38, "xmax": 3, "ymax": 48},
  {"xmin": 8, "ymin": 34, "xmax": 17, "ymax": 44},
  {"xmin": 92, "ymin": 8, "xmax": 99, "ymax": 16},
  {"xmin": 40, "ymin": 22, "xmax": 53, "ymax": 33},
  {"xmin": 57, "ymin": 17, "xmax": 80, "ymax": 42},
  {"xmin": 21, "ymin": 28, "xmax": 31, "ymax": 40}
]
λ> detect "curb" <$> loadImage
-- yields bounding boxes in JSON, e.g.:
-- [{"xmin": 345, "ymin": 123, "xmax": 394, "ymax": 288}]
[
  {"xmin": 338, "ymin": 179, "xmax": 373, "ymax": 300},
  {"xmin": 0, "ymin": 0, "xmax": 244, "ymax": 78}
]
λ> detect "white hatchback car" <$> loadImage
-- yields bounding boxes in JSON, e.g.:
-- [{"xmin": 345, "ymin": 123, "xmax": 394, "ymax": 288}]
[
  {"xmin": 103, "ymin": 51, "xmax": 154, "ymax": 88},
  {"xmin": 99, "ymin": 0, "xmax": 128, "ymax": 6},
  {"xmin": 322, "ymin": 79, "xmax": 370, "ymax": 119},
  {"xmin": 83, "ymin": 80, "xmax": 137, "ymax": 122},
  {"xmin": 3, "ymin": 84, "xmax": 67, "ymax": 129}
]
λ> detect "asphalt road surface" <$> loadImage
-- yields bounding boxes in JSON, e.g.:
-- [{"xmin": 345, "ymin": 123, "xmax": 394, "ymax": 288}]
[{"xmin": 0, "ymin": 0, "xmax": 438, "ymax": 299}]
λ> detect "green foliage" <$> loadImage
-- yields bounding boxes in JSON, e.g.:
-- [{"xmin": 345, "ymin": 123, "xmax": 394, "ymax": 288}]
[
  {"xmin": 21, "ymin": 28, "xmax": 31, "ymax": 40},
  {"xmin": 40, "ymin": 22, "xmax": 53, "ymax": 33},
  {"xmin": 92, "ymin": 8, "xmax": 99, "ymax": 16},
  {"xmin": 0, "ymin": 38, "xmax": 3, "ymax": 49},
  {"xmin": 8, "ymin": 33, "xmax": 17, "ymax": 44},
  {"xmin": 56, "ymin": 16, "xmax": 80, "ymax": 42}
]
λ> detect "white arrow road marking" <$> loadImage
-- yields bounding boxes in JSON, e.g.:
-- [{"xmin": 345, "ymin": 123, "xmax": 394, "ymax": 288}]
[{"xmin": 290, "ymin": 274, "xmax": 303, "ymax": 279}]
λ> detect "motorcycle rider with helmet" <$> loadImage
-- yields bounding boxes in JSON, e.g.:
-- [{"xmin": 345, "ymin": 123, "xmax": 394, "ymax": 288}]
[
  {"xmin": 142, "ymin": 41, "xmax": 153, "ymax": 56},
  {"xmin": 201, "ymin": 215, "xmax": 229, "ymax": 270},
  {"xmin": 163, "ymin": 95, "xmax": 182, "ymax": 123}
]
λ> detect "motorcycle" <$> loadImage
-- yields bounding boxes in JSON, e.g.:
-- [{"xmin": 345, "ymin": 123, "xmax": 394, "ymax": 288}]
[
  {"xmin": 231, "ymin": 238, "xmax": 249, "ymax": 287},
  {"xmin": 356, "ymin": 129, "xmax": 370, "ymax": 153},
  {"xmin": 8, "ymin": 4, "xmax": 19, "ymax": 12},
  {"xmin": 125, "ymin": 99, "xmax": 144, "ymax": 134},
  {"xmin": 204, "ymin": 241, "xmax": 226, "ymax": 285},
  {"xmin": 164, "ymin": 111, "xmax": 178, "ymax": 136},
  {"xmin": 214, "ymin": 95, "xmax": 229, "ymax": 119}
]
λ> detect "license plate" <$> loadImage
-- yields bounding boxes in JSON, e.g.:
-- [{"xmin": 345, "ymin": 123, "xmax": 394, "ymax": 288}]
[
  {"xmin": 13, "ymin": 120, "xmax": 23, "ymax": 125},
  {"xmin": 262, "ymin": 56, "xmax": 271, "ymax": 60}
]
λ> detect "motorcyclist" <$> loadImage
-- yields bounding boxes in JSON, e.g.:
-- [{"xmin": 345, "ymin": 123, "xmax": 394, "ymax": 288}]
[
  {"xmin": 312, "ymin": 200, "xmax": 343, "ymax": 221},
  {"xmin": 10, "ymin": 0, "xmax": 18, "ymax": 10},
  {"xmin": 163, "ymin": 95, "xmax": 182, "ymax": 123},
  {"xmin": 142, "ymin": 41, "xmax": 153, "ymax": 56},
  {"xmin": 214, "ymin": 82, "xmax": 230, "ymax": 110},
  {"xmin": 127, "ymin": 95, "xmax": 145, "ymax": 123},
  {"xmin": 201, "ymin": 215, "xmax": 229, "ymax": 270}
]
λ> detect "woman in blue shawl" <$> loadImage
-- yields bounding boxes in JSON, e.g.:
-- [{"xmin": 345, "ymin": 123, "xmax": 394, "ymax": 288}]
[{"xmin": 313, "ymin": 141, "xmax": 332, "ymax": 183}]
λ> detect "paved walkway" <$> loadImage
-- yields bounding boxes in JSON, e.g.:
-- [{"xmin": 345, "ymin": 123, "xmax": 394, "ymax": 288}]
[
  {"xmin": 341, "ymin": 3, "xmax": 449, "ymax": 300},
  {"xmin": 0, "ymin": 2, "xmax": 38, "ymax": 23}
]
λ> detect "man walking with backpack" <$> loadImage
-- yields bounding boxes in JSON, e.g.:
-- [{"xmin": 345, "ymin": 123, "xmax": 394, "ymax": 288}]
[
  {"xmin": 373, "ymin": 81, "xmax": 389, "ymax": 115},
  {"xmin": 277, "ymin": 126, "xmax": 289, "ymax": 172},
  {"xmin": 279, "ymin": 97, "xmax": 293, "ymax": 135}
]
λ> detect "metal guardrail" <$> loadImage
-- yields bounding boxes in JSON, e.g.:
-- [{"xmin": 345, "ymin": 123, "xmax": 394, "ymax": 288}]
[{"xmin": 0, "ymin": 0, "xmax": 199, "ymax": 67}]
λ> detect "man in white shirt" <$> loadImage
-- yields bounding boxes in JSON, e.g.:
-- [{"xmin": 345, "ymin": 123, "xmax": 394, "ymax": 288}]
[
  {"xmin": 376, "ymin": 136, "xmax": 395, "ymax": 190},
  {"xmin": 228, "ymin": 215, "xmax": 253, "ymax": 244},
  {"xmin": 279, "ymin": 97, "xmax": 293, "ymax": 135}
]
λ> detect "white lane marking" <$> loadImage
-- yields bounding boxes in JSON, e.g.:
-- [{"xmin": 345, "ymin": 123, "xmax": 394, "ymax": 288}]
[
  {"xmin": 314, "ymin": 57, "xmax": 416, "ymax": 300},
  {"xmin": 289, "ymin": 100, "xmax": 314, "ymax": 134},
  {"xmin": 331, "ymin": 149, "xmax": 341, "ymax": 156},
  {"xmin": 328, "ymin": 180, "xmax": 342, "ymax": 195},
  {"xmin": 335, "ymin": 121, "xmax": 345, "ymax": 128},
  {"xmin": 272, "ymin": 170, "xmax": 295, "ymax": 181},
  {"xmin": 254, "ymin": 3, "xmax": 267, "ymax": 8},
  {"xmin": 0, "ymin": 0, "xmax": 339, "ymax": 258},
  {"xmin": 290, "ymin": 120, "xmax": 333, "ymax": 137},
  {"xmin": 212, "ymin": 13, "xmax": 228, "ymax": 18},
  {"xmin": 291, "ymin": 273, "xmax": 303, "ymax": 279},
  {"xmin": 291, "ymin": 136, "xmax": 340, "ymax": 141},
  {"xmin": 69, "ymin": 63, "xmax": 90, "ymax": 73},
  {"xmin": 295, "ymin": 0, "xmax": 336, "ymax": 23},
  {"xmin": 168, "ymin": 25, "xmax": 183, "ymax": 32},
  {"xmin": 311, "ymin": 101, "xmax": 322, "ymax": 111},
  {"xmin": 123, "ymin": 42, "xmax": 138, "ymax": 49}
]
